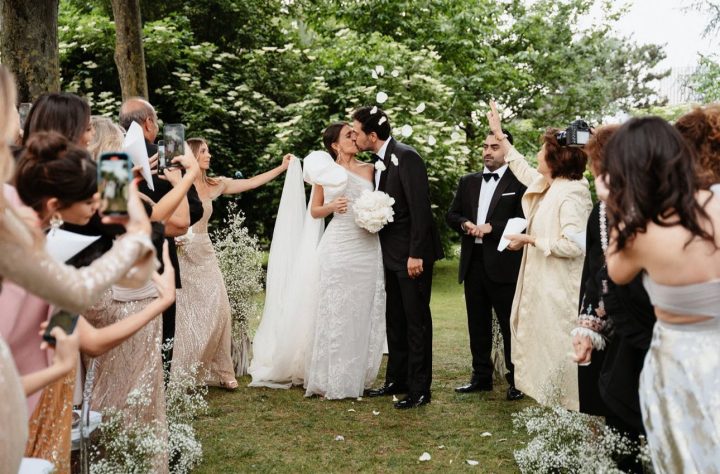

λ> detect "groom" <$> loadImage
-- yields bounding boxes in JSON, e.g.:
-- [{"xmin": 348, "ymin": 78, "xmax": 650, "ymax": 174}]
[{"xmin": 352, "ymin": 106, "xmax": 444, "ymax": 409}]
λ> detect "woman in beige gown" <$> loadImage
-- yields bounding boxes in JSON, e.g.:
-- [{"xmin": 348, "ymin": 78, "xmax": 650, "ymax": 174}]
[
  {"xmin": 172, "ymin": 138, "xmax": 291, "ymax": 387},
  {"xmin": 488, "ymin": 102, "xmax": 592, "ymax": 410}
]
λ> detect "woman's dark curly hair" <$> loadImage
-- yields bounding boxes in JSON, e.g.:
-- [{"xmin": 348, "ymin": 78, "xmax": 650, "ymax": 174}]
[
  {"xmin": 602, "ymin": 116, "xmax": 715, "ymax": 252},
  {"xmin": 542, "ymin": 129, "xmax": 587, "ymax": 180}
]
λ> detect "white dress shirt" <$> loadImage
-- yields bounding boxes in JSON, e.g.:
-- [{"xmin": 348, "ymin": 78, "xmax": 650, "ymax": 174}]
[
  {"xmin": 475, "ymin": 164, "xmax": 508, "ymax": 243},
  {"xmin": 374, "ymin": 137, "xmax": 392, "ymax": 189}
]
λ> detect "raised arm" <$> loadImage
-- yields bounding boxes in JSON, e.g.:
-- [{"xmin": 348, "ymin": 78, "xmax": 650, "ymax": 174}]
[
  {"xmin": 487, "ymin": 100, "xmax": 539, "ymax": 186},
  {"xmin": 221, "ymin": 154, "xmax": 293, "ymax": 195}
]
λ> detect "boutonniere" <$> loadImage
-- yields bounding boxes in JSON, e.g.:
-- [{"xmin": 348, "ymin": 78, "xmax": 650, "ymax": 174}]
[
  {"xmin": 390, "ymin": 154, "xmax": 399, "ymax": 166},
  {"xmin": 374, "ymin": 160, "xmax": 386, "ymax": 171}
]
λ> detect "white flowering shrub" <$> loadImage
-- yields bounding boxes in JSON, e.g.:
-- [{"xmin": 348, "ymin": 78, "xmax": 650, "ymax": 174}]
[
  {"xmin": 212, "ymin": 202, "xmax": 264, "ymax": 374},
  {"xmin": 512, "ymin": 375, "xmax": 643, "ymax": 473},
  {"xmin": 166, "ymin": 362, "xmax": 208, "ymax": 474},
  {"xmin": 353, "ymin": 190, "xmax": 395, "ymax": 233}
]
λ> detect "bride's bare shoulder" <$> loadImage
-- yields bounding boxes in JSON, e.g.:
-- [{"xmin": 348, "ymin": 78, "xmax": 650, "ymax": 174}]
[{"xmin": 354, "ymin": 161, "xmax": 375, "ymax": 178}]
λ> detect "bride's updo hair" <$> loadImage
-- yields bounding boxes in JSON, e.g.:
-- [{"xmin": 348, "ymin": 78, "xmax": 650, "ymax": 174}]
[
  {"xmin": 15, "ymin": 131, "xmax": 97, "ymax": 214},
  {"xmin": 322, "ymin": 122, "xmax": 347, "ymax": 159}
]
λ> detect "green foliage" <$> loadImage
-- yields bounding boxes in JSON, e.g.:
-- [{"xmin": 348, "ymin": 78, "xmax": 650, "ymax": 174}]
[{"xmin": 688, "ymin": 55, "xmax": 720, "ymax": 102}]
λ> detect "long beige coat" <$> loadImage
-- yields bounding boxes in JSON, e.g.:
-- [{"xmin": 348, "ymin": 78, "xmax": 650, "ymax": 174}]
[{"xmin": 505, "ymin": 147, "xmax": 592, "ymax": 411}]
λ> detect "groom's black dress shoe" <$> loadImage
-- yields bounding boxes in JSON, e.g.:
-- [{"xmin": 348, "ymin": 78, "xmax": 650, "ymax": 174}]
[
  {"xmin": 506, "ymin": 386, "xmax": 525, "ymax": 401},
  {"xmin": 455, "ymin": 379, "xmax": 493, "ymax": 393},
  {"xmin": 365, "ymin": 382, "xmax": 408, "ymax": 398},
  {"xmin": 394, "ymin": 392, "xmax": 431, "ymax": 409}
]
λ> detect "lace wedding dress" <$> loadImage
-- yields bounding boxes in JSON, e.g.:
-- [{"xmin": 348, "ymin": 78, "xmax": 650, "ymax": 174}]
[{"xmin": 249, "ymin": 153, "xmax": 385, "ymax": 399}]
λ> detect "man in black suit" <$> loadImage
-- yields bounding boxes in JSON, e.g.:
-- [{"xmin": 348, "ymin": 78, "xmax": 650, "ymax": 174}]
[
  {"xmin": 352, "ymin": 106, "xmax": 444, "ymax": 409},
  {"xmin": 446, "ymin": 130, "xmax": 526, "ymax": 400},
  {"xmin": 119, "ymin": 98, "xmax": 204, "ymax": 372}
]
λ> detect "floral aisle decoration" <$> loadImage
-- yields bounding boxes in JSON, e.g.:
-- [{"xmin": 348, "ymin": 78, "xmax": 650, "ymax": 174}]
[
  {"xmin": 213, "ymin": 201, "xmax": 265, "ymax": 375},
  {"xmin": 166, "ymin": 361, "xmax": 208, "ymax": 474},
  {"xmin": 353, "ymin": 190, "xmax": 395, "ymax": 233}
]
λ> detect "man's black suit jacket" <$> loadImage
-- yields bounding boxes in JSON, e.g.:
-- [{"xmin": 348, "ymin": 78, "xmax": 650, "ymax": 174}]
[
  {"xmin": 377, "ymin": 138, "xmax": 444, "ymax": 272},
  {"xmin": 446, "ymin": 169, "xmax": 526, "ymax": 284}
]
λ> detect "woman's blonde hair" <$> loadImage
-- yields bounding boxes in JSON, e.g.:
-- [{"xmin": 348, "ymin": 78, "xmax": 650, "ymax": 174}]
[
  {"xmin": 187, "ymin": 137, "xmax": 220, "ymax": 186},
  {"xmin": 88, "ymin": 115, "xmax": 124, "ymax": 161}
]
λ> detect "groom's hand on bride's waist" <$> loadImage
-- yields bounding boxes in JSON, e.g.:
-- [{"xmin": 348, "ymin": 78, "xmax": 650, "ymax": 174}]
[{"xmin": 407, "ymin": 257, "xmax": 424, "ymax": 279}]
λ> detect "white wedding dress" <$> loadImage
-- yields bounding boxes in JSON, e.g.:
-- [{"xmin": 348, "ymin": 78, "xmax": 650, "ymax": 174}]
[{"xmin": 248, "ymin": 153, "xmax": 386, "ymax": 399}]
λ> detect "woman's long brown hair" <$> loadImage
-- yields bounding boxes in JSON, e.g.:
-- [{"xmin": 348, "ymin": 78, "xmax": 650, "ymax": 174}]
[{"xmin": 602, "ymin": 116, "xmax": 716, "ymax": 251}]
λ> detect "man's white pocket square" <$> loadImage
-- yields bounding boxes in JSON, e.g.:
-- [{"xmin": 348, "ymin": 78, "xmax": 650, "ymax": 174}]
[{"xmin": 501, "ymin": 192, "xmax": 516, "ymax": 196}]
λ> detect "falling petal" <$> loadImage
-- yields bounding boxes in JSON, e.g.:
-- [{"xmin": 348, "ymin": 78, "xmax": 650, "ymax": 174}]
[
  {"xmin": 467, "ymin": 460, "xmax": 479, "ymax": 466},
  {"xmin": 372, "ymin": 410, "xmax": 380, "ymax": 416},
  {"xmin": 335, "ymin": 435, "xmax": 345, "ymax": 441},
  {"xmin": 401, "ymin": 124, "xmax": 413, "ymax": 137},
  {"xmin": 419, "ymin": 452, "xmax": 431, "ymax": 462},
  {"xmin": 375, "ymin": 65, "xmax": 385, "ymax": 76},
  {"xmin": 428, "ymin": 135, "xmax": 436, "ymax": 146},
  {"xmin": 415, "ymin": 102, "xmax": 426, "ymax": 113},
  {"xmin": 378, "ymin": 116, "xmax": 387, "ymax": 125},
  {"xmin": 372, "ymin": 70, "xmax": 378, "ymax": 80},
  {"xmin": 391, "ymin": 69, "xmax": 400, "ymax": 77},
  {"xmin": 370, "ymin": 106, "xmax": 378, "ymax": 115},
  {"xmin": 376, "ymin": 91, "xmax": 388, "ymax": 104},
  {"xmin": 480, "ymin": 432, "xmax": 492, "ymax": 437}
]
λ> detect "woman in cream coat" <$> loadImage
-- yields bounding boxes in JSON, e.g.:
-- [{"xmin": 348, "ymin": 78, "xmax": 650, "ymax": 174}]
[{"xmin": 488, "ymin": 102, "xmax": 592, "ymax": 410}]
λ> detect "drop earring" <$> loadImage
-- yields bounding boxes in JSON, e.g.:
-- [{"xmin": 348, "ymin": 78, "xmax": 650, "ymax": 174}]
[{"xmin": 49, "ymin": 212, "xmax": 64, "ymax": 235}]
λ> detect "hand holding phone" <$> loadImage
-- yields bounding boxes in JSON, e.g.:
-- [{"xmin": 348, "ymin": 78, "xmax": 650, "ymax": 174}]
[
  {"xmin": 98, "ymin": 152, "xmax": 132, "ymax": 216},
  {"xmin": 163, "ymin": 123, "xmax": 185, "ymax": 167},
  {"xmin": 42, "ymin": 310, "xmax": 80, "ymax": 346}
]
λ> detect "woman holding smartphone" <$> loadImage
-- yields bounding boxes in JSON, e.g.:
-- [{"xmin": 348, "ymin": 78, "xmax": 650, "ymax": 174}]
[{"xmin": 171, "ymin": 137, "xmax": 291, "ymax": 388}]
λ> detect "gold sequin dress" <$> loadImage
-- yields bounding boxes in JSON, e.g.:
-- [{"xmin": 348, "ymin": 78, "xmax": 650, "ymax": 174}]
[
  {"xmin": 172, "ymin": 184, "xmax": 236, "ymax": 386},
  {"xmin": 82, "ymin": 290, "xmax": 168, "ymax": 473}
]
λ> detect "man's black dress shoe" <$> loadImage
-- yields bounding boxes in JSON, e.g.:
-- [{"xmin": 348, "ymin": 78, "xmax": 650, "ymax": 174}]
[
  {"xmin": 506, "ymin": 386, "xmax": 525, "ymax": 401},
  {"xmin": 455, "ymin": 379, "xmax": 493, "ymax": 393},
  {"xmin": 394, "ymin": 392, "xmax": 431, "ymax": 409},
  {"xmin": 365, "ymin": 382, "xmax": 408, "ymax": 398}
]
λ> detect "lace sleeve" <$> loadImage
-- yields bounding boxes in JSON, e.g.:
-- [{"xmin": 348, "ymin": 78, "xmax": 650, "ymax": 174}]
[{"xmin": 0, "ymin": 209, "xmax": 155, "ymax": 314}]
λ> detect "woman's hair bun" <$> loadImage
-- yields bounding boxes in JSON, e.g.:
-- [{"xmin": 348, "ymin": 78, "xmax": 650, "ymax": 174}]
[{"xmin": 24, "ymin": 131, "xmax": 69, "ymax": 163}]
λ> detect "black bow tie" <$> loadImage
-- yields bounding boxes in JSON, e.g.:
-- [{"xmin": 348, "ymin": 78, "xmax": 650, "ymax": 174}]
[
  {"xmin": 371, "ymin": 154, "xmax": 381, "ymax": 163},
  {"xmin": 483, "ymin": 173, "xmax": 499, "ymax": 182}
]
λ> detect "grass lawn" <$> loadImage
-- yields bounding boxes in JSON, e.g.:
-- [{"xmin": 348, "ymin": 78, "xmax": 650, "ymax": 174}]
[{"xmin": 194, "ymin": 258, "xmax": 532, "ymax": 473}]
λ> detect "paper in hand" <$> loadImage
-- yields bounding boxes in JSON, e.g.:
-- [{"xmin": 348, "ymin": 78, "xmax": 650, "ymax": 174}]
[
  {"xmin": 46, "ymin": 229, "xmax": 101, "ymax": 262},
  {"xmin": 498, "ymin": 217, "xmax": 528, "ymax": 252},
  {"xmin": 566, "ymin": 230, "xmax": 587, "ymax": 254},
  {"xmin": 122, "ymin": 121, "xmax": 154, "ymax": 191}
]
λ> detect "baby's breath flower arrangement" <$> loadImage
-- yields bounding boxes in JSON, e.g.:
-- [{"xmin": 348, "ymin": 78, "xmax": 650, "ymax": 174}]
[
  {"xmin": 213, "ymin": 202, "xmax": 264, "ymax": 375},
  {"xmin": 166, "ymin": 362, "xmax": 208, "ymax": 474}
]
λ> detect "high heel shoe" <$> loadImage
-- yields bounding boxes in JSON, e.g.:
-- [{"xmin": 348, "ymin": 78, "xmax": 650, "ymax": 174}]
[{"xmin": 220, "ymin": 379, "xmax": 238, "ymax": 390}]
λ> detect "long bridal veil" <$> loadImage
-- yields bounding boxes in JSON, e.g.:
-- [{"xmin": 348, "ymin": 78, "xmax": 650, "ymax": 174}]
[{"xmin": 248, "ymin": 152, "xmax": 347, "ymax": 388}]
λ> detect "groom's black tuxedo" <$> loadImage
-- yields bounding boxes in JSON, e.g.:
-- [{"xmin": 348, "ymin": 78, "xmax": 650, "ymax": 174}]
[
  {"xmin": 376, "ymin": 137, "xmax": 443, "ymax": 396},
  {"xmin": 446, "ymin": 168, "xmax": 525, "ymax": 386}
]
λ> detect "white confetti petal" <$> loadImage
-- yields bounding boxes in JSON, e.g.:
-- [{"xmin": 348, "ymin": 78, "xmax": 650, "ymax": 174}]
[
  {"xmin": 467, "ymin": 460, "xmax": 479, "ymax": 466},
  {"xmin": 451, "ymin": 131, "xmax": 461, "ymax": 140},
  {"xmin": 370, "ymin": 106, "xmax": 378, "ymax": 115},
  {"xmin": 371, "ymin": 70, "xmax": 378, "ymax": 79},
  {"xmin": 480, "ymin": 432, "xmax": 492, "ymax": 437},
  {"xmin": 401, "ymin": 124, "xmax": 413, "ymax": 137},
  {"xmin": 378, "ymin": 116, "xmax": 387, "ymax": 125},
  {"xmin": 391, "ymin": 69, "xmax": 400, "ymax": 77},
  {"xmin": 356, "ymin": 397, "xmax": 363, "ymax": 401},
  {"xmin": 392, "ymin": 395, "xmax": 399, "ymax": 402},
  {"xmin": 427, "ymin": 135, "xmax": 436, "ymax": 146},
  {"xmin": 375, "ymin": 65, "xmax": 385, "ymax": 76},
  {"xmin": 415, "ymin": 102, "xmax": 426, "ymax": 113},
  {"xmin": 391, "ymin": 154, "xmax": 399, "ymax": 166},
  {"xmin": 372, "ymin": 410, "xmax": 380, "ymax": 416},
  {"xmin": 335, "ymin": 435, "xmax": 345, "ymax": 441},
  {"xmin": 437, "ymin": 445, "xmax": 445, "ymax": 449},
  {"xmin": 376, "ymin": 91, "xmax": 388, "ymax": 104},
  {"xmin": 498, "ymin": 438, "xmax": 507, "ymax": 442},
  {"xmin": 347, "ymin": 409, "xmax": 356, "ymax": 412},
  {"xmin": 419, "ymin": 452, "xmax": 431, "ymax": 462}
]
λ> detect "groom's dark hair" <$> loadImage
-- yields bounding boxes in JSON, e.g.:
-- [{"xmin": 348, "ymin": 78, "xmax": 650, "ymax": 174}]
[{"xmin": 352, "ymin": 106, "xmax": 391, "ymax": 140}]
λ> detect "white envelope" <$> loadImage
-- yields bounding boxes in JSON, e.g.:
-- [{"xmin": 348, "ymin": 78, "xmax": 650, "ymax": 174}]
[
  {"xmin": 497, "ymin": 217, "xmax": 528, "ymax": 252},
  {"xmin": 122, "ymin": 121, "xmax": 154, "ymax": 191},
  {"xmin": 46, "ymin": 229, "xmax": 101, "ymax": 262}
]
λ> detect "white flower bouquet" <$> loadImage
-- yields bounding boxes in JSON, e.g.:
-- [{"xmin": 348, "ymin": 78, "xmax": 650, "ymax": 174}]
[{"xmin": 353, "ymin": 189, "xmax": 395, "ymax": 233}]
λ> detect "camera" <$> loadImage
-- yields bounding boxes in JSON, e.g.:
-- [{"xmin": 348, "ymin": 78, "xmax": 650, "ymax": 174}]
[{"xmin": 555, "ymin": 119, "xmax": 591, "ymax": 147}]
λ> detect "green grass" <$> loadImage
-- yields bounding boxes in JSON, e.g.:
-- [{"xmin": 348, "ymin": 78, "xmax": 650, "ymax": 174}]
[{"xmin": 194, "ymin": 259, "xmax": 531, "ymax": 473}]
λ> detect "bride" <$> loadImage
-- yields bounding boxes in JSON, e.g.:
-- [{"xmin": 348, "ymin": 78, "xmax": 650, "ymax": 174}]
[{"xmin": 248, "ymin": 122, "xmax": 385, "ymax": 399}]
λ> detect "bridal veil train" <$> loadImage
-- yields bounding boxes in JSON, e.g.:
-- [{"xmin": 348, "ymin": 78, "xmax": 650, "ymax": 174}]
[{"xmin": 248, "ymin": 152, "xmax": 385, "ymax": 399}]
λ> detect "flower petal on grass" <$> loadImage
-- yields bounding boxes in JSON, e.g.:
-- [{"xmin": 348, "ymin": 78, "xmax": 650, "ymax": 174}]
[
  {"xmin": 372, "ymin": 410, "xmax": 380, "ymax": 416},
  {"xmin": 480, "ymin": 432, "xmax": 492, "ymax": 437},
  {"xmin": 437, "ymin": 445, "xmax": 445, "ymax": 449},
  {"xmin": 335, "ymin": 435, "xmax": 345, "ymax": 441},
  {"xmin": 467, "ymin": 460, "xmax": 479, "ymax": 466},
  {"xmin": 347, "ymin": 409, "xmax": 356, "ymax": 412},
  {"xmin": 392, "ymin": 395, "xmax": 399, "ymax": 402},
  {"xmin": 419, "ymin": 452, "xmax": 431, "ymax": 462}
]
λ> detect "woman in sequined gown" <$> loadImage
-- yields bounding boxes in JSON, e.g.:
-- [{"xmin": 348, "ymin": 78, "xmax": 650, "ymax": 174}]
[{"xmin": 172, "ymin": 138, "xmax": 291, "ymax": 387}]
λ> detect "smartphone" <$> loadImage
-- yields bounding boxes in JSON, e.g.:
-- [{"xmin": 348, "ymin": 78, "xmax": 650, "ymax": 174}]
[
  {"xmin": 163, "ymin": 123, "xmax": 185, "ymax": 168},
  {"xmin": 18, "ymin": 102, "xmax": 32, "ymax": 129},
  {"xmin": 98, "ymin": 152, "xmax": 132, "ymax": 216},
  {"xmin": 43, "ymin": 310, "xmax": 79, "ymax": 346}
]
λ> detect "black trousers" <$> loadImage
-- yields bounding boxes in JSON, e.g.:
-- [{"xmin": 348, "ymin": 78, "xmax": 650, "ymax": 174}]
[
  {"xmin": 464, "ymin": 244, "xmax": 516, "ymax": 385},
  {"xmin": 384, "ymin": 264, "xmax": 434, "ymax": 394},
  {"xmin": 161, "ymin": 303, "xmax": 176, "ymax": 372}
]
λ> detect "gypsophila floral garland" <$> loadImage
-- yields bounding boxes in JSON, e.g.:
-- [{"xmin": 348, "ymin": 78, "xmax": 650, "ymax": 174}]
[
  {"xmin": 212, "ymin": 201, "xmax": 264, "ymax": 375},
  {"xmin": 512, "ymin": 370, "xmax": 645, "ymax": 473}
]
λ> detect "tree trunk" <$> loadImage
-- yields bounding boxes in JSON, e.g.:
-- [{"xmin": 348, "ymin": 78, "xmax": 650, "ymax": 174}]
[
  {"xmin": 110, "ymin": 0, "xmax": 148, "ymax": 100},
  {"xmin": 0, "ymin": 0, "xmax": 60, "ymax": 102}
]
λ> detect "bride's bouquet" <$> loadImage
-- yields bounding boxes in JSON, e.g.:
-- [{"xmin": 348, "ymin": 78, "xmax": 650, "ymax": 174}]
[{"xmin": 353, "ymin": 189, "xmax": 395, "ymax": 233}]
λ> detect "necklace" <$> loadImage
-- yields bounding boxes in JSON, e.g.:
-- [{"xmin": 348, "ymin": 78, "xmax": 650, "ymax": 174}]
[{"xmin": 595, "ymin": 202, "xmax": 609, "ymax": 318}]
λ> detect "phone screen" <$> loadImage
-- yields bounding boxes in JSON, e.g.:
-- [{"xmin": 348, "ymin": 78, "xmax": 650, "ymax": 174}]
[
  {"xmin": 163, "ymin": 124, "xmax": 185, "ymax": 166},
  {"xmin": 98, "ymin": 152, "xmax": 131, "ymax": 215},
  {"xmin": 43, "ymin": 310, "xmax": 79, "ymax": 345}
]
